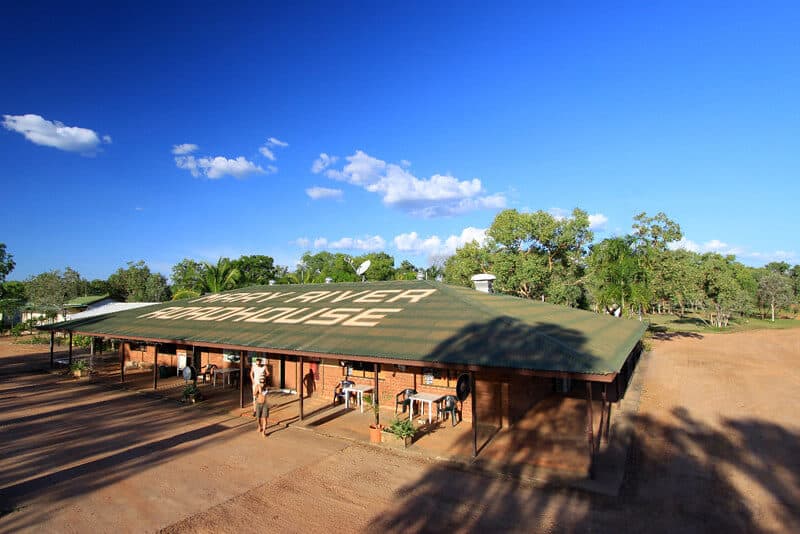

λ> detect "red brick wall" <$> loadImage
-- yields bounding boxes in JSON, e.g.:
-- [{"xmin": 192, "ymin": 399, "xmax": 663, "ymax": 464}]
[{"xmin": 119, "ymin": 342, "xmax": 553, "ymax": 428}]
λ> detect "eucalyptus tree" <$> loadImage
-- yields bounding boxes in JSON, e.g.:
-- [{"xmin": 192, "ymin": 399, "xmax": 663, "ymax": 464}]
[
  {"xmin": 757, "ymin": 270, "xmax": 794, "ymax": 321},
  {"xmin": 108, "ymin": 261, "xmax": 170, "ymax": 302},
  {"xmin": 444, "ymin": 241, "xmax": 496, "ymax": 288},
  {"xmin": 171, "ymin": 258, "xmax": 206, "ymax": 292},
  {"xmin": 0, "ymin": 243, "xmax": 15, "ymax": 286},
  {"xmin": 486, "ymin": 208, "xmax": 593, "ymax": 302},
  {"xmin": 231, "ymin": 255, "xmax": 277, "ymax": 287}
]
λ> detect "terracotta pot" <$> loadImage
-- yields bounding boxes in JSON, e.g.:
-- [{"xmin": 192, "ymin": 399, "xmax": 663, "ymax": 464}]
[{"xmin": 369, "ymin": 424, "xmax": 383, "ymax": 443}]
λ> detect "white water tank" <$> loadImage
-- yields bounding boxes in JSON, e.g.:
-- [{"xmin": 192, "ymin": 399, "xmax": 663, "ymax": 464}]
[{"xmin": 470, "ymin": 273, "xmax": 496, "ymax": 293}]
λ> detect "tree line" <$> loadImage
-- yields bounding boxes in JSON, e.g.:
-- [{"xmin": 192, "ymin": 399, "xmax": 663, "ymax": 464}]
[
  {"xmin": 1, "ymin": 209, "xmax": 798, "ymax": 330},
  {"xmin": 0, "ymin": 248, "xmax": 442, "ymax": 327},
  {"xmin": 443, "ymin": 209, "xmax": 800, "ymax": 326}
]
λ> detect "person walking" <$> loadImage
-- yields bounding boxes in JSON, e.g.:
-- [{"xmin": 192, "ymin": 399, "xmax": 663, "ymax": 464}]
[
  {"xmin": 250, "ymin": 358, "xmax": 269, "ymax": 415},
  {"xmin": 255, "ymin": 378, "xmax": 270, "ymax": 437}
]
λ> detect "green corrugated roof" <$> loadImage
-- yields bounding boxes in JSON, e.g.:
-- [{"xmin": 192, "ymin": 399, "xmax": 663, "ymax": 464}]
[{"xmin": 44, "ymin": 281, "xmax": 645, "ymax": 376}]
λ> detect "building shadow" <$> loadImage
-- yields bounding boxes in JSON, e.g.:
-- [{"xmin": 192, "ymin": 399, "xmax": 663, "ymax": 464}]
[{"xmin": 367, "ymin": 404, "xmax": 800, "ymax": 532}]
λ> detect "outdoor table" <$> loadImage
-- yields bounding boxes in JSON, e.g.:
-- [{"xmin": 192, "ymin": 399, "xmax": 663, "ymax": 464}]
[
  {"xmin": 408, "ymin": 392, "xmax": 445, "ymax": 424},
  {"xmin": 342, "ymin": 384, "xmax": 374, "ymax": 412},
  {"xmin": 213, "ymin": 367, "xmax": 240, "ymax": 387}
]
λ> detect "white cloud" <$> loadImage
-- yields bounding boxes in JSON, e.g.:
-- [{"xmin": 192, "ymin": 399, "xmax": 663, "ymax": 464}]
[
  {"xmin": 172, "ymin": 143, "xmax": 198, "ymax": 155},
  {"xmin": 314, "ymin": 237, "xmax": 328, "ymax": 248},
  {"xmin": 267, "ymin": 137, "xmax": 288, "ymax": 147},
  {"xmin": 669, "ymin": 238, "xmax": 743, "ymax": 256},
  {"xmin": 394, "ymin": 227, "xmax": 488, "ymax": 258},
  {"xmin": 2, "ymin": 113, "xmax": 110, "ymax": 154},
  {"xmin": 293, "ymin": 237, "xmax": 310, "ymax": 248},
  {"xmin": 306, "ymin": 187, "xmax": 343, "ymax": 200},
  {"xmin": 311, "ymin": 153, "xmax": 338, "ymax": 174},
  {"xmin": 550, "ymin": 208, "xmax": 607, "ymax": 230},
  {"xmin": 669, "ymin": 238, "xmax": 700, "ymax": 253},
  {"xmin": 175, "ymin": 154, "xmax": 266, "ymax": 179},
  {"xmin": 322, "ymin": 150, "xmax": 506, "ymax": 217},
  {"xmin": 102, "ymin": 135, "xmax": 113, "ymax": 144},
  {"xmin": 588, "ymin": 213, "xmax": 608, "ymax": 230},
  {"xmin": 260, "ymin": 137, "xmax": 288, "ymax": 161},
  {"xmin": 329, "ymin": 235, "xmax": 386, "ymax": 251},
  {"xmin": 259, "ymin": 146, "xmax": 275, "ymax": 161}
]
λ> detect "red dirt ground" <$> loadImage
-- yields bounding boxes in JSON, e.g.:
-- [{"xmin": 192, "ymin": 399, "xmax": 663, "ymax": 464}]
[{"xmin": 1, "ymin": 328, "xmax": 799, "ymax": 533}]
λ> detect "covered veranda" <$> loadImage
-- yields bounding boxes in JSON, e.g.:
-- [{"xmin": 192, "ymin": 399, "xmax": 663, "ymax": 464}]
[{"xmin": 41, "ymin": 280, "xmax": 645, "ymax": 478}]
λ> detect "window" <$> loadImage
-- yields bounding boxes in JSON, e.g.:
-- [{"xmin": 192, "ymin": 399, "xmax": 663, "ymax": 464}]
[{"xmin": 346, "ymin": 361, "xmax": 382, "ymax": 379}]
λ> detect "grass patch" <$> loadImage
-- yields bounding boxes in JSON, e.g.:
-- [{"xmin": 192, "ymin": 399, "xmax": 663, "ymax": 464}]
[{"xmin": 646, "ymin": 312, "xmax": 800, "ymax": 334}]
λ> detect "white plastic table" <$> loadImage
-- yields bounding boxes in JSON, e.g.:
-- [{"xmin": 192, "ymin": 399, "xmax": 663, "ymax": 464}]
[
  {"xmin": 409, "ymin": 392, "xmax": 445, "ymax": 424},
  {"xmin": 213, "ymin": 368, "xmax": 240, "ymax": 387},
  {"xmin": 342, "ymin": 384, "xmax": 374, "ymax": 412}
]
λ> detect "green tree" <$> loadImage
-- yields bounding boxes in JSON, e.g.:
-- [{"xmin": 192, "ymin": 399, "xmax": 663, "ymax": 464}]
[
  {"xmin": 395, "ymin": 260, "xmax": 418, "ymax": 280},
  {"xmin": 355, "ymin": 252, "xmax": 395, "ymax": 281},
  {"xmin": 200, "ymin": 258, "xmax": 240, "ymax": 293},
  {"xmin": 297, "ymin": 251, "xmax": 357, "ymax": 283},
  {"xmin": 699, "ymin": 254, "xmax": 747, "ymax": 327},
  {"xmin": 0, "ymin": 243, "xmax": 15, "ymax": 286},
  {"xmin": 171, "ymin": 259, "xmax": 206, "ymax": 292},
  {"xmin": 87, "ymin": 279, "xmax": 112, "ymax": 296},
  {"xmin": 630, "ymin": 212, "xmax": 683, "ymax": 313},
  {"xmin": 232, "ymin": 255, "xmax": 277, "ymax": 287},
  {"xmin": 485, "ymin": 208, "xmax": 592, "ymax": 302},
  {"xmin": 757, "ymin": 270, "xmax": 794, "ymax": 321},
  {"xmin": 108, "ymin": 261, "xmax": 171, "ymax": 302},
  {"xmin": 444, "ymin": 241, "xmax": 495, "ymax": 287},
  {"xmin": 24, "ymin": 270, "xmax": 69, "ymax": 316},
  {"xmin": 0, "ymin": 280, "xmax": 25, "ymax": 328},
  {"xmin": 587, "ymin": 237, "xmax": 648, "ymax": 316}
]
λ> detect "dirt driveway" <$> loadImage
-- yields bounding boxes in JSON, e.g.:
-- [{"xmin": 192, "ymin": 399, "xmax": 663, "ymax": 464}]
[{"xmin": 1, "ymin": 329, "xmax": 799, "ymax": 533}]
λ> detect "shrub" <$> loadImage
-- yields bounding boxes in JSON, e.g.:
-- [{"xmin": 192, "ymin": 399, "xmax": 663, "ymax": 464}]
[
  {"xmin": 70, "ymin": 360, "xmax": 88, "ymax": 372},
  {"xmin": 387, "ymin": 417, "xmax": 415, "ymax": 439},
  {"xmin": 10, "ymin": 323, "xmax": 26, "ymax": 336},
  {"xmin": 72, "ymin": 335, "xmax": 92, "ymax": 348}
]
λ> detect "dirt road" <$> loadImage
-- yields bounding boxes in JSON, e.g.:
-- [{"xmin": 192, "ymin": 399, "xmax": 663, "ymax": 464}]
[{"xmin": 1, "ymin": 329, "xmax": 798, "ymax": 533}]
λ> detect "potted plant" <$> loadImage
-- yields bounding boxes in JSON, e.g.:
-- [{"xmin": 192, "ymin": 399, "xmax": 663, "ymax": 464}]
[
  {"xmin": 182, "ymin": 383, "xmax": 203, "ymax": 403},
  {"xmin": 382, "ymin": 417, "xmax": 415, "ymax": 448},
  {"xmin": 70, "ymin": 360, "xmax": 89, "ymax": 378},
  {"xmin": 369, "ymin": 400, "xmax": 383, "ymax": 443}
]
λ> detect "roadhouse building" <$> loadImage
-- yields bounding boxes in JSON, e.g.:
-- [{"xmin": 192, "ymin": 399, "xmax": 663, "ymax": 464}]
[{"xmin": 43, "ymin": 279, "xmax": 645, "ymax": 473}]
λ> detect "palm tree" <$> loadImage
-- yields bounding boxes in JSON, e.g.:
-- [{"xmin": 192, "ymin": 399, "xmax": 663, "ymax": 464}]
[{"xmin": 201, "ymin": 258, "xmax": 241, "ymax": 293}]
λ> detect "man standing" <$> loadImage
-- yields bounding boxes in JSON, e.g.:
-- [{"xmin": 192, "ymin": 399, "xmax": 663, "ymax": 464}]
[
  {"xmin": 250, "ymin": 357, "xmax": 268, "ymax": 414},
  {"xmin": 255, "ymin": 378, "xmax": 270, "ymax": 437}
]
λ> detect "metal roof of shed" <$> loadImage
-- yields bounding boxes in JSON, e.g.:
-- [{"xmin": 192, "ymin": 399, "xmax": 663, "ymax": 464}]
[{"xmin": 43, "ymin": 281, "xmax": 645, "ymax": 377}]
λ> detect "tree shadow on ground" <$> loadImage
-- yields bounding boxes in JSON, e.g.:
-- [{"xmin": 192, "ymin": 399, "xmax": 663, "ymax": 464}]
[
  {"xmin": 0, "ymin": 374, "xmax": 249, "ymax": 532},
  {"xmin": 649, "ymin": 331, "xmax": 704, "ymax": 341},
  {"xmin": 368, "ymin": 405, "xmax": 800, "ymax": 532}
]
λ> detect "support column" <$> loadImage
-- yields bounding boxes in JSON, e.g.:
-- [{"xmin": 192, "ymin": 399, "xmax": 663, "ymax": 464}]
[
  {"xmin": 49, "ymin": 330, "xmax": 54, "ymax": 369},
  {"xmin": 471, "ymin": 371, "xmax": 478, "ymax": 458},
  {"xmin": 603, "ymin": 384, "xmax": 611, "ymax": 441},
  {"xmin": 120, "ymin": 342, "xmax": 125, "ymax": 383},
  {"xmin": 90, "ymin": 337, "xmax": 95, "ymax": 357},
  {"xmin": 239, "ymin": 350, "xmax": 245, "ymax": 409},
  {"xmin": 298, "ymin": 356, "xmax": 304, "ymax": 421},
  {"xmin": 68, "ymin": 332, "xmax": 73, "ymax": 366},
  {"xmin": 153, "ymin": 345, "xmax": 159, "ymax": 390},
  {"xmin": 586, "ymin": 381, "xmax": 595, "ymax": 479},
  {"xmin": 373, "ymin": 362, "xmax": 380, "ymax": 426}
]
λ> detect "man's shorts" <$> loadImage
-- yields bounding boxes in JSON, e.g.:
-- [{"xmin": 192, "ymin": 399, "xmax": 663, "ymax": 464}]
[{"xmin": 255, "ymin": 402, "xmax": 269, "ymax": 419}]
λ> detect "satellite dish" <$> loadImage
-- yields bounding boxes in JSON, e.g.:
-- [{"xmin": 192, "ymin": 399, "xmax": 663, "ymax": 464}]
[
  {"xmin": 355, "ymin": 260, "xmax": 371, "ymax": 278},
  {"xmin": 456, "ymin": 373, "xmax": 471, "ymax": 402}
]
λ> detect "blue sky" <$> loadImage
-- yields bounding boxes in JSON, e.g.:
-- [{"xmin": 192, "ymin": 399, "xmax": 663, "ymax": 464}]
[{"xmin": 2, "ymin": 1, "xmax": 798, "ymax": 281}]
